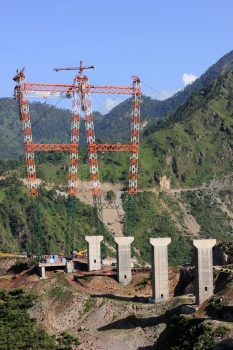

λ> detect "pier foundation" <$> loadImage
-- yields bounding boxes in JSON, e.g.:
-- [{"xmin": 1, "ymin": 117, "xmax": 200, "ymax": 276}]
[
  {"xmin": 114, "ymin": 236, "xmax": 134, "ymax": 286},
  {"xmin": 192, "ymin": 239, "xmax": 216, "ymax": 305},
  {"xmin": 148, "ymin": 237, "xmax": 171, "ymax": 302},
  {"xmin": 85, "ymin": 235, "xmax": 103, "ymax": 271}
]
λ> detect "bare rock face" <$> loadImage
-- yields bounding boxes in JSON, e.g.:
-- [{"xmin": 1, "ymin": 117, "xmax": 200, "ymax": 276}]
[
  {"xmin": 174, "ymin": 266, "xmax": 195, "ymax": 296},
  {"xmin": 213, "ymin": 243, "xmax": 228, "ymax": 265},
  {"xmin": 159, "ymin": 176, "xmax": 171, "ymax": 190},
  {"xmin": 0, "ymin": 258, "xmax": 17, "ymax": 276}
]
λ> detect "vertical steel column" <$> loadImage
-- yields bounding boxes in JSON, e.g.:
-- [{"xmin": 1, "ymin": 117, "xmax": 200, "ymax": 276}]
[
  {"xmin": 81, "ymin": 75, "xmax": 102, "ymax": 232},
  {"xmin": 68, "ymin": 77, "xmax": 81, "ymax": 196},
  {"xmin": 14, "ymin": 70, "xmax": 38, "ymax": 197},
  {"xmin": 82, "ymin": 76, "xmax": 100, "ymax": 197},
  {"xmin": 13, "ymin": 69, "xmax": 44, "ymax": 256},
  {"xmin": 128, "ymin": 76, "xmax": 141, "ymax": 195},
  {"xmin": 66, "ymin": 77, "xmax": 81, "ymax": 254},
  {"xmin": 125, "ymin": 77, "xmax": 141, "ymax": 235}
]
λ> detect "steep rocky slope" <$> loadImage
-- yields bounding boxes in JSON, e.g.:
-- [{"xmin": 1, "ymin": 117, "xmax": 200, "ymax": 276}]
[{"xmin": 1, "ymin": 259, "xmax": 233, "ymax": 349}]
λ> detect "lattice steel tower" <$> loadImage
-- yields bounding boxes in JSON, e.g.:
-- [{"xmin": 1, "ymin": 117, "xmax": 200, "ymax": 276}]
[{"xmin": 13, "ymin": 63, "xmax": 142, "ymax": 255}]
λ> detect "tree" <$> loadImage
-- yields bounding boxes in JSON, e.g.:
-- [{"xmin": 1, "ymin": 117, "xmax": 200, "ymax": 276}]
[{"xmin": 106, "ymin": 190, "xmax": 115, "ymax": 201}]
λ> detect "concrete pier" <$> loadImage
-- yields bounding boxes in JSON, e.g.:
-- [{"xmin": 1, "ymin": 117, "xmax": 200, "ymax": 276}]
[
  {"xmin": 85, "ymin": 235, "xmax": 103, "ymax": 271},
  {"xmin": 192, "ymin": 239, "xmax": 216, "ymax": 305},
  {"xmin": 38, "ymin": 266, "xmax": 45, "ymax": 279},
  {"xmin": 148, "ymin": 238, "xmax": 171, "ymax": 302},
  {"xmin": 114, "ymin": 236, "xmax": 134, "ymax": 286},
  {"xmin": 65, "ymin": 260, "xmax": 74, "ymax": 273}
]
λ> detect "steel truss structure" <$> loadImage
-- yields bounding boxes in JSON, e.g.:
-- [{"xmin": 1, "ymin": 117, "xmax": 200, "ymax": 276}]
[{"xmin": 13, "ymin": 63, "xmax": 141, "ymax": 254}]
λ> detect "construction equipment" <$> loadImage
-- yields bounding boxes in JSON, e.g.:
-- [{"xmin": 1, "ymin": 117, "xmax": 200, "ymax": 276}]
[
  {"xmin": 0, "ymin": 253, "xmax": 19, "ymax": 258},
  {"xmin": 74, "ymin": 249, "xmax": 87, "ymax": 258}
]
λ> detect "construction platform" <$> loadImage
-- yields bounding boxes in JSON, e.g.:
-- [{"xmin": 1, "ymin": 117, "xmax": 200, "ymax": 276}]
[{"xmin": 36, "ymin": 261, "xmax": 74, "ymax": 278}]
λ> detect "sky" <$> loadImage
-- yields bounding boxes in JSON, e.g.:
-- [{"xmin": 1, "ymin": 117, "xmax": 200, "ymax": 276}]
[{"xmin": 1, "ymin": 0, "xmax": 233, "ymax": 113}]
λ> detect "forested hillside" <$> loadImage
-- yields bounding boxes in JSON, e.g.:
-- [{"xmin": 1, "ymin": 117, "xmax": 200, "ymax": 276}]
[
  {"xmin": 0, "ymin": 99, "xmax": 72, "ymax": 158},
  {"xmin": 96, "ymin": 49, "xmax": 233, "ymax": 140},
  {"xmin": 0, "ymin": 99, "xmax": 104, "ymax": 159},
  {"xmin": 0, "ymin": 174, "xmax": 100, "ymax": 254},
  {"xmin": 141, "ymin": 70, "xmax": 233, "ymax": 188}
]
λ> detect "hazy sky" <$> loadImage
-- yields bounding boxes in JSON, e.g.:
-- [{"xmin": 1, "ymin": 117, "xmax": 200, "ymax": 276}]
[{"xmin": 1, "ymin": 0, "xmax": 233, "ymax": 113}]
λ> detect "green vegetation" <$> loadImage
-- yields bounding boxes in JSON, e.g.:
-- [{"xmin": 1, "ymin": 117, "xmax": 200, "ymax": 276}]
[
  {"xmin": 140, "ymin": 70, "xmax": 233, "ymax": 188},
  {"xmin": 9, "ymin": 259, "xmax": 35, "ymax": 274},
  {"xmin": 160, "ymin": 315, "xmax": 229, "ymax": 350},
  {"xmin": 123, "ymin": 192, "xmax": 193, "ymax": 266},
  {"xmin": 44, "ymin": 285, "xmax": 73, "ymax": 303},
  {"xmin": 0, "ymin": 100, "xmax": 104, "ymax": 159},
  {"xmin": 213, "ymin": 268, "xmax": 221, "ymax": 278},
  {"xmin": 209, "ymin": 300, "xmax": 229, "ymax": 312},
  {"xmin": 81, "ymin": 275, "xmax": 94, "ymax": 284},
  {"xmin": 79, "ymin": 297, "xmax": 97, "ymax": 316},
  {"xmin": 97, "ymin": 50, "xmax": 233, "ymax": 142},
  {"xmin": 0, "ymin": 288, "xmax": 78, "ymax": 349},
  {"xmin": 180, "ymin": 189, "xmax": 233, "ymax": 240},
  {"xmin": 58, "ymin": 332, "xmax": 80, "ymax": 347},
  {"xmin": 136, "ymin": 272, "xmax": 151, "ymax": 288},
  {"xmin": 0, "ymin": 172, "xmax": 111, "ymax": 255},
  {"xmin": 106, "ymin": 189, "xmax": 116, "ymax": 201}
]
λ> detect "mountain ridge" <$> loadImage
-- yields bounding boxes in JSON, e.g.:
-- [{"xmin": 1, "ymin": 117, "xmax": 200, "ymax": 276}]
[{"xmin": 96, "ymin": 49, "xmax": 233, "ymax": 140}]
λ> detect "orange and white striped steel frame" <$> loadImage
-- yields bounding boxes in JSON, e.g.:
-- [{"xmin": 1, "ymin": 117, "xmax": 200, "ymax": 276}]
[
  {"xmin": 13, "ymin": 68, "xmax": 81, "ymax": 197},
  {"xmin": 129, "ymin": 76, "xmax": 141, "ymax": 194},
  {"xmin": 68, "ymin": 76, "xmax": 81, "ymax": 196},
  {"xmin": 14, "ymin": 83, "xmax": 137, "ymax": 97},
  {"xmin": 81, "ymin": 75, "xmax": 101, "ymax": 197},
  {"xmin": 13, "ymin": 66, "xmax": 142, "ymax": 199},
  {"xmin": 13, "ymin": 68, "xmax": 38, "ymax": 197}
]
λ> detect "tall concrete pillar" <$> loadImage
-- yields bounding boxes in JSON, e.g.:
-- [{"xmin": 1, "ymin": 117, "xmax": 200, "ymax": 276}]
[
  {"xmin": 85, "ymin": 235, "xmax": 103, "ymax": 271},
  {"xmin": 192, "ymin": 239, "xmax": 216, "ymax": 305},
  {"xmin": 114, "ymin": 236, "xmax": 134, "ymax": 286},
  {"xmin": 148, "ymin": 238, "xmax": 171, "ymax": 302}
]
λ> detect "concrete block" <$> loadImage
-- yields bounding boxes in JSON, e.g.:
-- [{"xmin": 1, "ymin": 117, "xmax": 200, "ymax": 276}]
[
  {"xmin": 114, "ymin": 236, "xmax": 134, "ymax": 286},
  {"xmin": 192, "ymin": 239, "xmax": 216, "ymax": 305},
  {"xmin": 148, "ymin": 237, "xmax": 171, "ymax": 302},
  {"xmin": 85, "ymin": 235, "xmax": 103, "ymax": 271},
  {"xmin": 65, "ymin": 261, "xmax": 74, "ymax": 273},
  {"xmin": 38, "ymin": 266, "xmax": 45, "ymax": 278}
]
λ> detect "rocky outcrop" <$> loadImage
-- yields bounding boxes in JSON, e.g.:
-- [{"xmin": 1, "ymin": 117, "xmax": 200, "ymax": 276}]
[
  {"xmin": 213, "ymin": 243, "xmax": 228, "ymax": 265},
  {"xmin": 0, "ymin": 258, "xmax": 17, "ymax": 276},
  {"xmin": 174, "ymin": 266, "xmax": 195, "ymax": 296},
  {"xmin": 159, "ymin": 176, "xmax": 171, "ymax": 190}
]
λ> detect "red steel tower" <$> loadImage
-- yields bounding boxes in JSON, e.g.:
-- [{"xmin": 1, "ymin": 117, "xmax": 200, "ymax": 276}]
[{"xmin": 13, "ymin": 63, "xmax": 142, "ymax": 250}]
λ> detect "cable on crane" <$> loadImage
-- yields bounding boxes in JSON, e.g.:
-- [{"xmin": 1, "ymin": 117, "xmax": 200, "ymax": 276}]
[{"xmin": 141, "ymin": 81, "xmax": 168, "ymax": 100}]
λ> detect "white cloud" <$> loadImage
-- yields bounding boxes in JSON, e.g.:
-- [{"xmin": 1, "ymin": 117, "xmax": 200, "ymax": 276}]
[
  {"xmin": 140, "ymin": 73, "xmax": 198, "ymax": 101},
  {"xmin": 99, "ymin": 98, "xmax": 123, "ymax": 114},
  {"xmin": 182, "ymin": 73, "xmax": 197, "ymax": 86}
]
